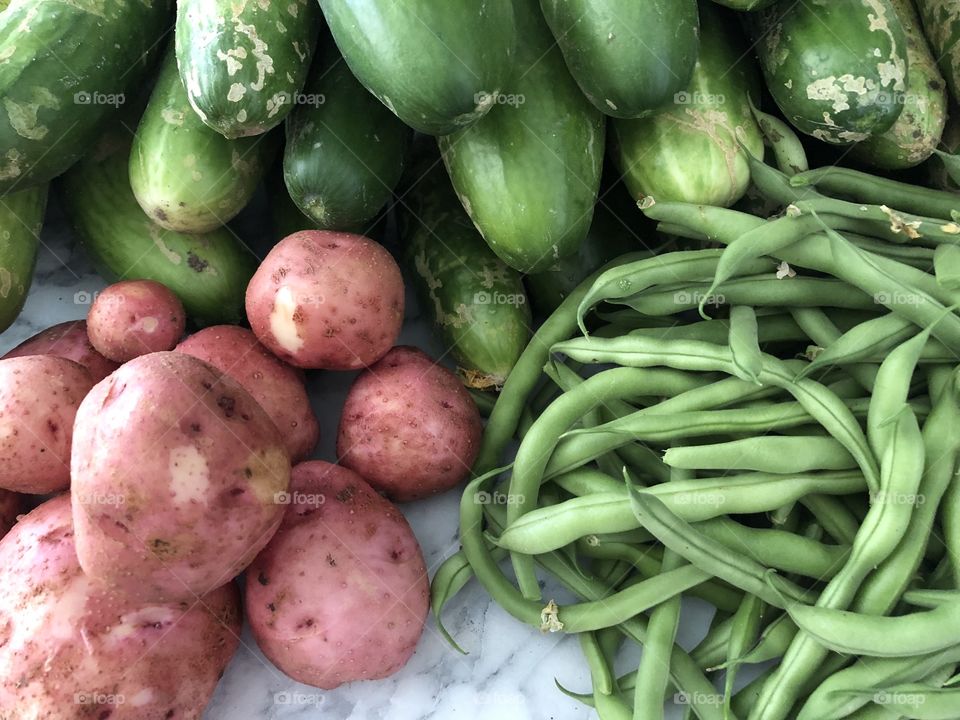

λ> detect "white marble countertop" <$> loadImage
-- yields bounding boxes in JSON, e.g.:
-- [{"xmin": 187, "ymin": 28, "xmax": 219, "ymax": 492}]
[{"xmin": 3, "ymin": 195, "xmax": 715, "ymax": 720}]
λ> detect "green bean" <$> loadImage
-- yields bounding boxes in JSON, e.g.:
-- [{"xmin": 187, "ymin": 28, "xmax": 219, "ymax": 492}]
[
  {"xmin": 854, "ymin": 366, "xmax": 960, "ymax": 615},
  {"xmin": 475, "ymin": 255, "xmax": 648, "ymax": 475},
  {"xmin": 577, "ymin": 249, "xmax": 773, "ymax": 332},
  {"xmin": 749, "ymin": 100, "xmax": 808, "ymax": 177},
  {"xmin": 626, "ymin": 276, "xmax": 877, "ymax": 318},
  {"xmin": 797, "ymin": 646, "xmax": 960, "ymax": 720},
  {"xmin": 787, "ymin": 601, "xmax": 960, "ymax": 658},
  {"xmin": 846, "ymin": 683, "xmax": 960, "ymax": 719},
  {"xmin": 430, "ymin": 547, "xmax": 507, "ymax": 654},
  {"xmin": 732, "ymin": 612, "xmax": 798, "ymax": 665},
  {"xmin": 725, "ymin": 594, "xmax": 767, "ymax": 717},
  {"xmin": 628, "ymin": 313, "xmax": 808, "ymax": 346},
  {"xmin": 553, "ymin": 336, "xmax": 881, "ymax": 493},
  {"xmin": 934, "ymin": 149, "xmax": 960, "ymax": 187},
  {"xmin": 843, "ymin": 704, "xmax": 901, "ymax": 720},
  {"xmin": 633, "ymin": 550, "xmax": 684, "ymax": 720},
  {"xmin": 934, "ymin": 244, "xmax": 960, "ymax": 290},
  {"xmin": 791, "ymin": 307, "xmax": 877, "ymax": 392},
  {"xmin": 626, "ymin": 485, "xmax": 816, "ymax": 608},
  {"xmin": 499, "ymin": 470, "xmax": 866, "ymax": 554},
  {"xmin": 798, "ymin": 314, "xmax": 917, "ymax": 380},
  {"xmin": 902, "ymin": 589, "xmax": 960, "ymax": 609},
  {"xmin": 849, "ymin": 234, "xmax": 935, "ymax": 271},
  {"xmin": 790, "ymin": 165, "xmax": 960, "ymax": 221},
  {"xmin": 751, "ymin": 407, "xmax": 926, "ymax": 720},
  {"xmin": 800, "ymin": 494, "xmax": 861, "ymax": 545},
  {"xmin": 696, "ymin": 517, "xmax": 850, "ymax": 580},
  {"xmin": 580, "ymin": 631, "xmax": 617, "ymax": 697},
  {"xmin": 690, "ymin": 613, "xmax": 736, "ymax": 670},
  {"xmin": 663, "ymin": 436, "xmax": 856, "ymax": 473}
]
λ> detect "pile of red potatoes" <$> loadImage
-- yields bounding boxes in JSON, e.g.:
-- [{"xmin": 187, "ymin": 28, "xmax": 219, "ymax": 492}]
[{"xmin": 0, "ymin": 230, "xmax": 483, "ymax": 718}]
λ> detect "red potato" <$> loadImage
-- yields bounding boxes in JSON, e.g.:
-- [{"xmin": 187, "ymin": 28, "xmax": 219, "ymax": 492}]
[
  {"xmin": 245, "ymin": 230, "xmax": 404, "ymax": 370},
  {"xmin": 71, "ymin": 352, "xmax": 291, "ymax": 602},
  {"xmin": 176, "ymin": 325, "xmax": 320, "ymax": 462},
  {"xmin": 0, "ymin": 495, "xmax": 241, "ymax": 720},
  {"xmin": 87, "ymin": 280, "xmax": 186, "ymax": 362},
  {"xmin": 337, "ymin": 346, "xmax": 483, "ymax": 502},
  {"xmin": 2, "ymin": 320, "xmax": 118, "ymax": 381},
  {"xmin": 246, "ymin": 461, "xmax": 428, "ymax": 689},
  {"xmin": 0, "ymin": 356, "xmax": 95, "ymax": 494}
]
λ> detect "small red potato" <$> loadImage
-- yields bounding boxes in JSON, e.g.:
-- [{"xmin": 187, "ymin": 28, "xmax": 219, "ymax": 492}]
[
  {"xmin": 245, "ymin": 230, "xmax": 404, "ymax": 370},
  {"xmin": 176, "ymin": 325, "xmax": 320, "ymax": 462},
  {"xmin": 2, "ymin": 320, "xmax": 119, "ymax": 381},
  {"xmin": 0, "ymin": 495, "xmax": 242, "ymax": 720},
  {"xmin": 87, "ymin": 279, "xmax": 186, "ymax": 362},
  {"xmin": 337, "ymin": 346, "xmax": 483, "ymax": 501},
  {"xmin": 0, "ymin": 355, "xmax": 95, "ymax": 494},
  {"xmin": 71, "ymin": 351, "xmax": 291, "ymax": 602},
  {"xmin": 246, "ymin": 461, "xmax": 428, "ymax": 689}
]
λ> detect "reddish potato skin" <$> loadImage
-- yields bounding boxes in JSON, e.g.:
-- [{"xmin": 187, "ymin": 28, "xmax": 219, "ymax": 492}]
[
  {"xmin": 87, "ymin": 280, "xmax": 186, "ymax": 362},
  {"xmin": 337, "ymin": 347, "xmax": 482, "ymax": 501},
  {"xmin": 0, "ymin": 495, "xmax": 241, "ymax": 720},
  {"xmin": 0, "ymin": 490, "xmax": 24, "ymax": 539},
  {"xmin": 0, "ymin": 356, "xmax": 95, "ymax": 494},
  {"xmin": 71, "ymin": 352, "xmax": 291, "ymax": 602},
  {"xmin": 176, "ymin": 325, "xmax": 320, "ymax": 462},
  {"xmin": 2, "ymin": 320, "xmax": 118, "ymax": 382},
  {"xmin": 245, "ymin": 231, "xmax": 404, "ymax": 370},
  {"xmin": 246, "ymin": 461, "xmax": 428, "ymax": 689}
]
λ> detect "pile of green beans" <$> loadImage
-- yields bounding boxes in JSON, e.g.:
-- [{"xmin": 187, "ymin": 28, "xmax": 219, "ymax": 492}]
[{"xmin": 431, "ymin": 119, "xmax": 960, "ymax": 720}]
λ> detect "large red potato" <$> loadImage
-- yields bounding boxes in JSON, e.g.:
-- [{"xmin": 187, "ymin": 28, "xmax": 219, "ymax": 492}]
[
  {"xmin": 176, "ymin": 325, "xmax": 320, "ymax": 462},
  {"xmin": 2, "ymin": 320, "xmax": 118, "ymax": 382},
  {"xmin": 87, "ymin": 280, "xmax": 186, "ymax": 362},
  {"xmin": 337, "ymin": 346, "xmax": 483, "ymax": 501},
  {"xmin": 246, "ymin": 461, "xmax": 428, "ymax": 689},
  {"xmin": 71, "ymin": 352, "xmax": 291, "ymax": 602},
  {"xmin": 0, "ymin": 356, "xmax": 95, "ymax": 494},
  {"xmin": 245, "ymin": 231, "xmax": 404, "ymax": 370},
  {"xmin": 0, "ymin": 495, "xmax": 241, "ymax": 720}
]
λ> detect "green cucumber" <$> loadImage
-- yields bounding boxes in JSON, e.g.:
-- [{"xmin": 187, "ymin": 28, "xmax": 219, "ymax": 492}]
[
  {"xmin": 611, "ymin": 3, "xmax": 764, "ymax": 207},
  {"xmin": 0, "ymin": 184, "xmax": 45, "ymax": 332},
  {"xmin": 318, "ymin": 0, "xmax": 516, "ymax": 136},
  {"xmin": 438, "ymin": 1, "xmax": 605, "ymax": 274},
  {"xmin": 0, "ymin": 0, "xmax": 170, "ymax": 194},
  {"xmin": 283, "ymin": 41, "xmax": 412, "ymax": 231},
  {"xmin": 130, "ymin": 48, "xmax": 277, "ymax": 234},
  {"xmin": 400, "ymin": 150, "xmax": 531, "ymax": 391},
  {"xmin": 710, "ymin": 0, "xmax": 777, "ymax": 7},
  {"xmin": 63, "ymin": 131, "xmax": 256, "ymax": 327},
  {"xmin": 539, "ymin": 0, "xmax": 699, "ymax": 118},
  {"xmin": 269, "ymin": 171, "xmax": 320, "ymax": 240},
  {"xmin": 175, "ymin": 0, "xmax": 320, "ymax": 139},
  {"xmin": 748, "ymin": 0, "xmax": 908, "ymax": 144},
  {"xmin": 850, "ymin": 0, "xmax": 947, "ymax": 169},
  {"xmin": 916, "ymin": 0, "xmax": 960, "ymax": 103}
]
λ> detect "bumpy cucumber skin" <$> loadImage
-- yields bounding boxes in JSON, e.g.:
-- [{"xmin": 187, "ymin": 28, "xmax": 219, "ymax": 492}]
[
  {"xmin": 438, "ymin": 2, "xmax": 605, "ymax": 274},
  {"xmin": 176, "ymin": 0, "xmax": 320, "ymax": 139},
  {"xmin": 916, "ymin": 0, "xmax": 960, "ymax": 103},
  {"xmin": 401, "ymin": 155, "xmax": 531, "ymax": 391},
  {"xmin": 131, "ymin": 50, "xmax": 276, "ymax": 234},
  {"xmin": 748, "ymin": 0, "xmax": 908, "ymax": 144},
  {"xmin": 63, "ymin": 132, "xmax": 256, "ymax": 327},
  {"xmin": 851, "ymin": 0, "xmax": 946, "ymax": 169},
  {"xmin": 283, "ymin": 42, "xmax": 412, "ymax": 232},
  {"xmin": 0, "ymin": 184, "xmax": 45, "ymax": 332},
  {"xmin": 318, "ymin": 0, "xmax": 516, "ymax": 136},
  {"xmin": 611, "ymin": 4, "xmax": 764, "ymax": 208},
  {"xmin": 539, "ymin": 0, "xmax": 699, "ymax": 119},
  {"xmin": 0, "ymin": 0, "xmax": 170, "ymax": 194}
]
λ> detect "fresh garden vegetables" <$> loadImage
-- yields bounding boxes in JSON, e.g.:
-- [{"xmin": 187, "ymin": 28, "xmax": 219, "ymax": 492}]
[{"xmin": 0, "ymin": 185, "xmax": 45, "ymax": 332}]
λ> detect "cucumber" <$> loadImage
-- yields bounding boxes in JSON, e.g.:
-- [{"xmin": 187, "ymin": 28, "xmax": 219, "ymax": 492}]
[
  {"xmin": 0, "ymin": 184, "xmax": 45, "ymax": 332},
  {"xmin": 400, "ymin": 149, "xmax": 531, "ymax": 391},
  {"xmin": 748, "ymin": 0, "xmax": 908, "ymax": 144},
  {"xmin": 438, "ymin": 1, "xmax": 605, "ymax": 274},
  {"xmin": 175, "ymin": 0, "xmax": 321, "ymax": 139},
  {"xmin": 318, "ymin": 0, "xmax": 516, "ymax": 136},
  {"xmin": 130, "ymin": 48, "xmax": 276, "ymax": 234},
  {"xmin": 539, "ymin": 0, "xmax": 699, "ymax": 118},
  {"xmin": 710, "ymin": 0, "xmax": 777, "ymax": 7},
  {"xmin": 850, "ymin": 0, "xmax": 947, "ymax": 169},
  {"xmin": 269, "ymin": 171, "xmax": 320, "ymax": 240},
  {"xmin": 611, "ymin": 3, "xmax": 764, "ymax": 208},
  {"xmin": 283, "ymin": 41, "xmax": 412, "ymax": 231},
  {"xmin": 0, "ymin": 0, "xmax": 170, "ymax": 194},
  {"xmin": 916, "ymin": 0, "xmax": 960, "ymax": 103},
  {"xmin": 63, "ymin": 131, "xmax": 256, "ymax": 327}
]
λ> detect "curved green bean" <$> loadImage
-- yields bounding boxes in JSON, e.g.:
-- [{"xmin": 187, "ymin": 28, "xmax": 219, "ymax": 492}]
[{"xmin": 663, "ymin": 436, "xmax": 856, "ymax": 473}]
